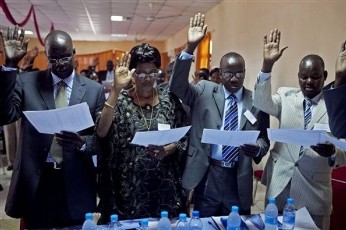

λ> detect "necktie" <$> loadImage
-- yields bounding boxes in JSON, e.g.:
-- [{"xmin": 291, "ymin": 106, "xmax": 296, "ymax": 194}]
[
  {"xmin": 304, "ymin": 99, "xmax": 312, "ymax": 129},
  {"xmin": 49, "ymin": 81, "xmax": 68, "ymax": 164},
  {"xmin": 222, "ymin": 94, "xmax": 239, "ymax": 163},
  {"xmin": 299, "ymin": 99, "xmax": 313, "ymax": 156}
]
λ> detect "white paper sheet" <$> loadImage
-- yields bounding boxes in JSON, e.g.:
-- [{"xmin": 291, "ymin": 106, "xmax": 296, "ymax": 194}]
[
  {"xmin": 201, "ymin": 129, "xmax": 260, "ymax": 146},
  {"xmin": 321, "ymin": 134, "xmax": 346, "ymax": 151},
  {"xmin": 23, "ymin": 102, "xmax": 94, "ymax": 134},
  {"xmin": 130, "ymin": 126, "xmax": 191, "ymax": 147},
  {"xmin": 267, "ymin": 128, "xmax": 326, "ymax": 147}
]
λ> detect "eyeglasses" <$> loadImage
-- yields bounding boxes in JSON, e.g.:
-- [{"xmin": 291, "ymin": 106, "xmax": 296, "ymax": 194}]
[
  {"xmin": 221, "ymin": 71, "xmax": 245, "ymax": 79},
  {"xmin": 48, "ymin": 56, "xmax": 73, "ymax": 65},
  {"xmin": 135, "ymin": 71, "xmax": 159, "ymax": 79}
]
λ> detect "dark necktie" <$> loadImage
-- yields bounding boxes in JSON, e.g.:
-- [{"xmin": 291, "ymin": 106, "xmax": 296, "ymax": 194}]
[
  {"xmin": 222, "ymin": 94, "xmax": 239, "ymax": 162},
  {"xmin": 49, "ymin": 81, "xmax": 68, "ymax": 164}
]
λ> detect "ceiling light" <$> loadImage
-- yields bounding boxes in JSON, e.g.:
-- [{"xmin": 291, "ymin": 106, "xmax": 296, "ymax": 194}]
[
  {"xmin": 111, "ymin": 34, "xmax": 127, "ymax": 38},
  {"xmin": 111, "ymin": 16, "xmax": 124, "ymax": 21}
]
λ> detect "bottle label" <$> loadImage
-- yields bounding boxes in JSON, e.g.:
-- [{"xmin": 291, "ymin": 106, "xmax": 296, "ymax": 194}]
[
  {"xmin": 283, "ymin": 213, "xmax": 295, "ymax": 224},
  {"xmin": 265, "ymin": 216, "xmax": 277, "ymax": 225}
]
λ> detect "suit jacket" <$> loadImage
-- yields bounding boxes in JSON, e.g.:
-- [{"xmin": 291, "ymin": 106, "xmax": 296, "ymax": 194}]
[
  {"xmin": 0, "ymin": 69, "xmax": 106, "ymax": 219},
  {"xmin": 169, "ymin": 58, "xmax": 270, "ymax": 210},
  {"xmin": 323, "ymin": 82, "xmax": 346, "ymax": 138},
  {"xmin": 253, "ymin": 78, "xmax": 346, "ymax": 216}
]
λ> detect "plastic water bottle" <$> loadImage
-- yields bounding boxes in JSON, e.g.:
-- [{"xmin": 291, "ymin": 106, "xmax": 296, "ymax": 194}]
[
  {"xmin": 82, "ymin": 213, "xmax": 97, "ymax": 230},
  {"xmin": 108, "ymin": 214, "xmax": 121, "ymax": 230},
  {"xmin": 157, "ymin": 211, "xmax": 171, "ymax": 230},
  {"xmin": 227, "ymin": 206, "xmax": 241, "ymax": 230},
  {"xmin": 176, "ymin": 213, "xmax": 189, "ymax": 230},
  {"xmin": 282, "ymin": 198, "xmax": 296, "ymax": 230},
  {"xmin": 189, "ymin": 210, "xmax": 203, "ymax": 230},
  {"xmin": 140, "ymin": 219, "xmax": 149, "ymax": 230},
  {"xmin": 265, "ymin": 197, "xmax": 278, "ymax": 230}
]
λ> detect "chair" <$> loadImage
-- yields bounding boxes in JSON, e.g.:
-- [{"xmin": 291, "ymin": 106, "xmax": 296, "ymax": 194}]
[{"xmin": 253, "ymin": 169, "xmax": 263, "ymax": 205}]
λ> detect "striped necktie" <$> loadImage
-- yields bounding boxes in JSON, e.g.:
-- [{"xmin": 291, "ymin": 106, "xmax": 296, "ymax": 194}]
[
  {"xmin": 299, "ymin": 98, "xmax": 313, "ymax": 156},
  {"xmin": 222, "ymin": 94, "xmax": 239, "ymax": 162},
  {"xmin": 304, "ymin": 99, "xmax": 312, "ymax": 129},
  {"xmin": 49, "ymin": 81, "xmax": 68, "ymax": 164}
]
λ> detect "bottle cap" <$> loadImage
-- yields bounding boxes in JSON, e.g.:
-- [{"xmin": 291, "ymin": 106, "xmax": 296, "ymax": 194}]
[
  {"xmin": 111, "ymin": 214, "xmax": 118, "ymax": 222},
  {"xmin": 179, "ymin": 213, "xmax": 187, "ymax": 221},
  {"xmin": 231, "ymin": 206, "xmax": 239, "ymax": 213},
  {"xmin": 85, "ymin": 213, "xmax": 93, "ymax": 220},
  {"xmin": 192, "ymin": 210, "xmax": 199, "ymax": 218},
  {"xmin": 268, "ymin": 197, "xmax": 276, "ymax": 204},
  {"xmin": 141, "ymin": 219, "xmax": 149, "ymax": 226},
  {"xmin": 287, "ymin": 198, "xmax": 294, "ymax": 204},
  {"xmin": 161, "ymin": 211, "xmax": 168, "ymax": 218}
]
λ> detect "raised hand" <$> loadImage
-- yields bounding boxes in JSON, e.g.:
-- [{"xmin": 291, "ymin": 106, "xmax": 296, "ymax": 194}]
[
  {"xmin": 262, "ymin": 29, "xmax": 288, "ymax": 73},
  {"xmin": 185, "ymin": 13, "xmax": 208, "ymax": 54},
  {"xmin": 0, "ymin": 25, "xmax": 29, "ymax": 68},
  {"xmin": 114, "ymin": 52, "xmax": 133, "ymax": 90},
  {"xmin": 335, "ymin": 40, "xmax": 346, "ymax": 87}
]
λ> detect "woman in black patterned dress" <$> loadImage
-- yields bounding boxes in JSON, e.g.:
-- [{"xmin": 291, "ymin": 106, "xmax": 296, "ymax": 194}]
[{"xmin": 94, "ymin": 44, "xmax": 188, "ymax": 223}]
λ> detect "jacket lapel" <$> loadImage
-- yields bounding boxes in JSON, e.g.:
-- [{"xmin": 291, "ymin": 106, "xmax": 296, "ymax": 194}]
[
  {"xmin": 37, "ymin": 70, "xmax": 55, "ymax": 110},
  {"xmin": 213, "ymin": 85, "xmax": 225, "ymax": 119},
  {"xmin": 69, "ymin": 74, "xmax": 86, "ymax": 106},
  {"xmin": 307, "ymin": 96, "xmax": 327, "ymax": 130},
  {"xmin": 239, "ymin": 88, "xmax": 252, "ymax": 130}
]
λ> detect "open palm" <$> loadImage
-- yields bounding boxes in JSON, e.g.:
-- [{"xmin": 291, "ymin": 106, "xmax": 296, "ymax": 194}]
[
  {"xmin": 187, "ymin": 13, "xmax": 207, "ymax": 48},
  {"xmin": 336, "ymin": 40, "xmax": 346, "ymax": 75},
  {"xmin": 263, "ymin": 29, "xmax": 287, "ymax": 65},
  {"xmin": 114, "ymin": 53, "xmax": 132, "ymax": 89}
]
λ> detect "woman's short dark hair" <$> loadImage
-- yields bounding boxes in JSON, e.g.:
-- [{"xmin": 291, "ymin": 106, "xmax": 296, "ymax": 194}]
[
  {"xmin": 129, "ymin": 43, "xmax": 161, "ymax": 70},
  {"xmin": 210, "ymin": 67, "xmax": 221, "ymax": 76}
]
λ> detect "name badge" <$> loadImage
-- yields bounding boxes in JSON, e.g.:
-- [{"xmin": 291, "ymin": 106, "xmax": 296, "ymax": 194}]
[
  {"xmin": 158, "ymin": 123, "xmax": 171, "ymax": 130},
  {"xmin": 244, "ymin": 110, "xmax": 257, "ymax": 125}
]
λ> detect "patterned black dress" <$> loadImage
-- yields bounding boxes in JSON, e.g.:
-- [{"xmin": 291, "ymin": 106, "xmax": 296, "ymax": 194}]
[{"xmin": 95, "ymin": 86, "xmax": 188, "ymax": 223}]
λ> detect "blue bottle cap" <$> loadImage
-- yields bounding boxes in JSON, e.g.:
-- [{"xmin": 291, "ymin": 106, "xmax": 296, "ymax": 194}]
[
  {"xmin": 179, "ymin": 213, "xmax": 187, "ymax": 221},
  {"xmin": 85, "ymin": 213, "xmax": 93, "ymax": 220},
  {"xmin": 111, "ymin": 214, "xmax": 118, "ymax": 222},
  {"xmin": 192, "ymin": 210, "xmax": 199, "ymax": 217},
  {"xmin": 287, "ymin": 198, "xmax": 294, "ymax": 204},
  {"xmin": 268, "ymin": 197, "xmax": 276, "ymax": 204},
  {"xmin": 231, "ymin": 206, "xmax": 239, "ymax": 212},
  {"xmin": 141, "ymin": 219, "xmax": 149, "ymax": 226},
  {"xmin": 161, "ymin": 211, "xmax": 168, "ymax": 218}
]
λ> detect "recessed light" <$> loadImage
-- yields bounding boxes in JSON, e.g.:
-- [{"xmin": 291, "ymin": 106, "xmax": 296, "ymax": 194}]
[
  {"xmin": 111, "ymin": 16, "xmax": 124, "ymax": 21},
  {"xmin": 111, "ymin": 34, "xmax": 127, "ymax": 38}
]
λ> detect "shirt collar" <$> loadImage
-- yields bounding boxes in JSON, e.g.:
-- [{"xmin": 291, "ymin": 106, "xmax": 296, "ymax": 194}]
[
  {"xmin": 51, "ymin": 70, "xmax": 75, "ymax": 89},
  {"xmin": 305, "ymin": 91, "xmax": 322, "ymax": 105},
  {"xmin": 223, "ymin": 86, "xmax": 243, "ymax": 102}
]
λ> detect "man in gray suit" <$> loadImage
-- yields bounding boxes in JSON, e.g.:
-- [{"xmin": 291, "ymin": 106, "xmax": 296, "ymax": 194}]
[
  {"xmin": 253, "ymin": 29, "xmax": 346, "ymax": 230},
  {"xmin": 323, "ymin": 40, "xmax": 346, "ymax": 138},
  {"xmin": 170, "ymin": 13, "xmax": 270, "ymax": 217},
  {"xmin": 0, "ymin": 26, "xmax": 105, "ymax": 229}
]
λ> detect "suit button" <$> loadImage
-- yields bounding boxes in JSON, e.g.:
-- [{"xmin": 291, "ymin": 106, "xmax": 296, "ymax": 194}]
[{"xmin": 294, "ymin": 162, "xmax": 299, "ymax": 167}]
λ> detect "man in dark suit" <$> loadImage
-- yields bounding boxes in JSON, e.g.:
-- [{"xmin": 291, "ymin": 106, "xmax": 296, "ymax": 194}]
[
  {"xmin": 0, "ymin": 26, "xmax": 106, "ymax": 229},
  {"xmin": 169, "ymin": 13, "xmax": 269, "ymax": 217},
  {"xmin": 98, "ymin": 59, "xmax": 114, "ymax": 83},
  {"xmin": 323, "ymin": 40, "xmax": 346, "ymax": 138}
]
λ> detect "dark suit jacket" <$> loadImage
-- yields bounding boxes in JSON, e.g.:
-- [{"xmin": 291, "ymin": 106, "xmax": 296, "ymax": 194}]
[
  {"xmin": 169, "ymin": 58, "xmax": 269, "ymax": 210},
  {"xmin": 323, "ymin": 82, "xmax": 346, "ymax": 138},
  {"xmin": 0, "ymin": 69, "xmax": 106, "ymax": 219}
]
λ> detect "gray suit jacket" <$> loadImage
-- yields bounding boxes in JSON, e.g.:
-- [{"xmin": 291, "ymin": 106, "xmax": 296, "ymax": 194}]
[
  {"xmin": 170, "ymin": 58, "xmax": 270, "ymax": 210},
  {"xmin": 0, "ymin": 69, "xmax": 105, "ymax": 219},
  {"xmin": 323, "ymin": 82, "xmax": 346, "ymax": 138},
  {"xmin": 253, "ymin": 78, "xmax": 346, "ymax": 216}
]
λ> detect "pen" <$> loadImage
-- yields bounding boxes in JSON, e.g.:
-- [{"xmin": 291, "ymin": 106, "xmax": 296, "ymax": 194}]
[{"xmin": 210, "ymin": 216, "xmax": 221, "ymax": 230}]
